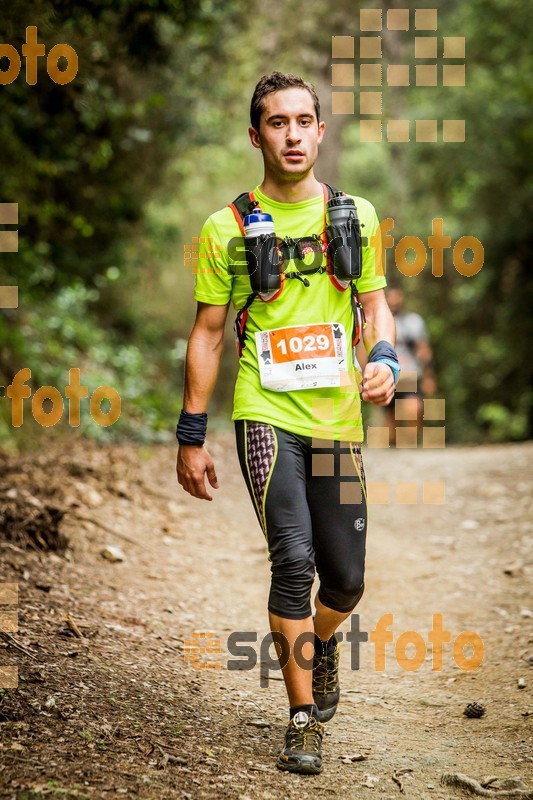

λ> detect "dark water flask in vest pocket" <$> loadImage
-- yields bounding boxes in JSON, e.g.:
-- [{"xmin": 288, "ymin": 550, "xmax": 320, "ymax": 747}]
[
  {"xmin": 243, "ymin": 212, "xmax": 281, "ymax": 294},
  {"xmin": 325, "ymin": 193, "xmax": 362, "ymax": 281}
]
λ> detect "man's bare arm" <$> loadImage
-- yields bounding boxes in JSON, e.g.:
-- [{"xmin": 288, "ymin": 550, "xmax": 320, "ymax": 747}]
[
  {"xmin": 359, "ymin": 288, "xmax": 396, "ymax": 406},
  {"xmin": 359, "ymin": 288, "xmax": 395, "ymax": 352},
  {"xmin": 183, "ymin": 301, "xmax": 230, "ymax": 411},
  {"xmin": 176, "ymin": 301, "xmax": 230, "ymax": 500}
]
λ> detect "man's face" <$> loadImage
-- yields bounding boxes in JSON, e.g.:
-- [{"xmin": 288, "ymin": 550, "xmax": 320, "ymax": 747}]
[{"xmin": 249, "ymin": 87, "xmax": 325, "ymax": 182}]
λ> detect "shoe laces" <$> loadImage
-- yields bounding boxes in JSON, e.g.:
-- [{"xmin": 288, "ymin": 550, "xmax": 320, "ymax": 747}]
[
  {"xmin": 313, "ymin": 644, "xmax": 340, "ymax": 693},
  {"xmin": 286, "ymin": 716, "xmax": 323, "ymax": 752}
]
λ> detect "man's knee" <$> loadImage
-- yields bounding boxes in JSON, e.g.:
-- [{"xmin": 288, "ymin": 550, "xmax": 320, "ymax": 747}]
[
  {"xmin": 318, "ymin": 579, "xmax": 365, "ymax": 614},
  {"xmin": 268, "ymin": 552, "xmax": 316, "ymax": 619}
]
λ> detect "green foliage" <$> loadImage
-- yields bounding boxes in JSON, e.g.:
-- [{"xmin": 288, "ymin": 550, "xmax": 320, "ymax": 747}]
[
  {"xmin": 0, "ymin": 278, "xmax": 187, "ymax": 442},
  {"xmin": 339, "ymin": 0, "xmax": 533, "ymax": 441},
  {"xmin": 0, "ymin": 0, "xmax": 251, "ymax": 444},
  {"xmin": 0, "ymin": 0, "xmax": 531, "ymax": 445},
  {"xmin": 0, "ymin": 0, "xmax": 250, "ymax": 295},
  {"xmin": 402, "ymin": 0, "xmax": 533, "ymax": 441}
]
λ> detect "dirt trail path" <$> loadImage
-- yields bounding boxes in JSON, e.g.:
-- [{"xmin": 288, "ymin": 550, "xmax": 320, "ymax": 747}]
[{"xmin": 0, "ymin": 438, "xmax": 532, "ymax": 800}]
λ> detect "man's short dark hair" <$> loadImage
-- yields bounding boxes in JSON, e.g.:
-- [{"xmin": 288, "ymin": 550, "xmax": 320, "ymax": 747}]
[{"xmin": 250, "ymin": 72, "xmax": 321, "ymax": 132}]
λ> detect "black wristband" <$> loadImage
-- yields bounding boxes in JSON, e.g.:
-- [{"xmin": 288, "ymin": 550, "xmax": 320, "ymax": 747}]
[
  {"xmin": 368, "ymin": 340, "xmax": 398, "ymax": 364},
  {"xmin": 176, "ymin": 409, "xmax": 207, "ymax": 446},
  {"xmin": 368, "ymin": 340, "xmax": 400, "ymax": 386}
]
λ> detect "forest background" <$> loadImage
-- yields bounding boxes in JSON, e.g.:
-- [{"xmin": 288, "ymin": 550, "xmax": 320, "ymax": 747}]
[{"xmin": 1, "ymin": 0, "xmax": 531, "ymax": 447}]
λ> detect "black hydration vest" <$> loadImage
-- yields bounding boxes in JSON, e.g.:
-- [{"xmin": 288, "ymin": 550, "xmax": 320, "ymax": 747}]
[{"xmin": 228, "ymin": 183, "xmax": 366, "ymax": 357}]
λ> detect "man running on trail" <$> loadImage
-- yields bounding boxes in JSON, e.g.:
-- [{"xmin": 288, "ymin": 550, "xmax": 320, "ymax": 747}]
[{"xmin": 176, "ymin": 72, "xmax": 399, "ymax": 775}]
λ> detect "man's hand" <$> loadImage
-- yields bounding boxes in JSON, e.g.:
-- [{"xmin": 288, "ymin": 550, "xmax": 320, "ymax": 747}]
[
  {"xmin": 362, "ymin": 362, "xmax": 395, "ymax": 406},
  {"xmin": 176, "ymin": 445, "xmax": 219, "ymax": 501}
]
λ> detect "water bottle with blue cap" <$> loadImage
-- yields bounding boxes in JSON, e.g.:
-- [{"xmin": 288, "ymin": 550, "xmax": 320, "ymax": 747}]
[{"xmin": 243, "ymin": 210, "xmax": 281, "ymax": 295}]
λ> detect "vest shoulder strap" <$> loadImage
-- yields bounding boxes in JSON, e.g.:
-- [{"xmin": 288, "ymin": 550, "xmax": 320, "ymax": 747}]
[
  {"xmin": 228, "ymin": 192, "xmax": 258, "ymax": 234},
  {"xmin": 322, "ymin": 182, "xmax": 344, "ymax": 199},
  {"xmin": 228, "ymin": 183, "xmax": 345, "ymax": 231}
]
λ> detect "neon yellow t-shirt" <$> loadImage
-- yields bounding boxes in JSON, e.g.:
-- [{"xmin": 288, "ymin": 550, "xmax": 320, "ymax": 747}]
[{"xmin": 193, "ymin": 186, "xmax": 386, "ymax": 441}]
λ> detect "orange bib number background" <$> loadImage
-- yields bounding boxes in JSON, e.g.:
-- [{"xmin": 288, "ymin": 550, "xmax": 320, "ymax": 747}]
[
  {"xmin": 269, "ymin": 325, "xmax": 336, "ymax": 363},
  {"xmin": 255, "ymin": 322, "xmax": 348, "ymax": 392}
]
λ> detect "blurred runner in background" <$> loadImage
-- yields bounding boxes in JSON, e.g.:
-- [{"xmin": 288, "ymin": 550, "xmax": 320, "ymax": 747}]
[{"xmin": 385, "ymin": 287, "xmax": 437, "ymax": 445}]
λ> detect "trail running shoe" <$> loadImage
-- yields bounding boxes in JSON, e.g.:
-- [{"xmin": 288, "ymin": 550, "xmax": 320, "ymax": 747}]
[
  {"xmin": 276, "ymin": 710, "xmax": 324, "ymax": 774},
  {"xmin": 312, "ymin": 640, "xmax": 341, "ymax": 722}
]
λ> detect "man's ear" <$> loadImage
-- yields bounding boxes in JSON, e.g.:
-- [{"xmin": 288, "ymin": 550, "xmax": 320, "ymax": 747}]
[
  {"xmin": 248, "ymin": 126, "xmax": 262, "ymax": 150},
  {"xmin": 317, "ymin": 120, "xmax": 326, "ymax": 145}
]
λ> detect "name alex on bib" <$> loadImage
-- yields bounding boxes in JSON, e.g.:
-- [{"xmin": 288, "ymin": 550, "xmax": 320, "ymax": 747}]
[{"xmin": 255, "ymin": 322, "xmax": 350, "ymax": 392}]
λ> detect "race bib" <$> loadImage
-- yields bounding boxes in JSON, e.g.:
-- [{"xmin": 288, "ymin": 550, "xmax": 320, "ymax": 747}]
[{"xmin": 255, "ymin": 322, "xmax": 348, "ymax": 391}]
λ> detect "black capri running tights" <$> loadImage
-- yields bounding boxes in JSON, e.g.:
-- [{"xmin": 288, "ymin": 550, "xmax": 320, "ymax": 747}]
[{"xmin": 235, "ymin": 420, "xmax": 368, "ymax": 620}]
